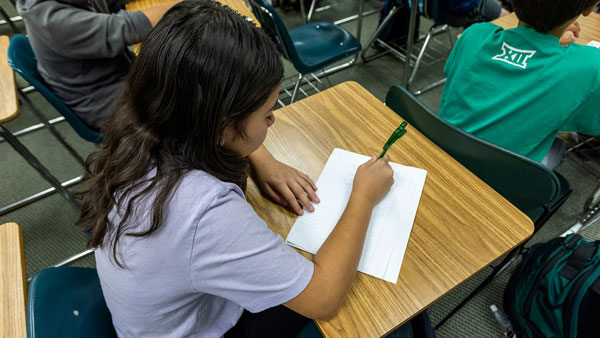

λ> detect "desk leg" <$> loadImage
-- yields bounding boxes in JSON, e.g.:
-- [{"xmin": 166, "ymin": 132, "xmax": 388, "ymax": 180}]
[
  {"xmin": 356, "ymin": 0, "xmax": 365, "ymax": 41},
  {"xmin": 402, "ymin": 0, "xmax": 419, "ymax": 88}
]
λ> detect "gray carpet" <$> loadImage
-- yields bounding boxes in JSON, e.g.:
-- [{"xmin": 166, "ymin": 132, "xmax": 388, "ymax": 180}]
[{"xmin": 1, "ymin": 1, "xmax": 599, "ymax": 337}]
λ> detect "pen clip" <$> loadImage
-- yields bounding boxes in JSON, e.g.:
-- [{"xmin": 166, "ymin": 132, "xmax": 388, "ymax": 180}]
[
  {"xmin": 379, "ymin": 121, "xmax": 408, "ymax": 159},
  {"xmin": 387, "ymin": 122, "xmax": 408, "ymax": 145}
]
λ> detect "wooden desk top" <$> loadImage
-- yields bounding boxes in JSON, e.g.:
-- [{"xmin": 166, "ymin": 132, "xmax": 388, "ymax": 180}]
[
  {"xmin": 0, "ymin": 35, "xmax": 19, "ymax": 124},
  {"xmin": 125, "ymin": 0, "xmax": 260, "ymax": 27},
  {"xmin": 0, "ymin": 222, "xmax": 27, "ymax": 338},
  {"xmin": 492, "ymin": 12, "xmax": 600, "ymax": 45},
  {"xmin": 246, "ymin": 82, "xmax": 534, "ymax": 337}
]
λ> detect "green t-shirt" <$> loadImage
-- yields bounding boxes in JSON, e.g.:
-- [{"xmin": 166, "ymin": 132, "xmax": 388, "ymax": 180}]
[{"xmin": 439, "ymin": 22, "xmax": 600, "ymax": 162}]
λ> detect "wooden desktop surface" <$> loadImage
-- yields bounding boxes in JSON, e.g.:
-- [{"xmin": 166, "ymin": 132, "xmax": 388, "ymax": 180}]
[
  {"xmin": 246, "ymin": 82, "xmax": 534, "ymax": 337},
  {"xmin": 0, "ymin": 35, "xmax": 18, "ymax": 124},
  {"xmin": 492, "ymin": 12, "xmax": 600, "ymax": 45},
  {"xmin": 0, "ymin": 222, "xmax": 27, "ymax": 338},
  {"xmin": 125, "ymin": 0, "xmax": 260, "ymax": 27}
]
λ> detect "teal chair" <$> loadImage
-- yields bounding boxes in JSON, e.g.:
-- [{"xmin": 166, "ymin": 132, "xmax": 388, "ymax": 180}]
[
  {"xmin": 8, "ymin": 34, "xmax": 103, "ymax": 144},
  {"xmin": 385, "ymin": 84, "xmax": 572, "ymax": 327},
  {"xmin": 27, "ymin": 267, "xmax": 116, "ymax": 338},
  {"xmin": 27, "ymin": 267, "xmax": 322, "ymax": 338},
  {"xmin": 249, "ymin": 0, "xmax": 361, "ymax": 103}
]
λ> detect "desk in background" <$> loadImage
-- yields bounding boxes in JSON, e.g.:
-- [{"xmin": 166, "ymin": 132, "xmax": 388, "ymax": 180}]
[
  {"xmin": 246, "ymin": 81, "xmax": 534, "ymax": 337},
  {"xmin": 0, "ymin": 35, "xmax": 17, "ymax": 124},
  {"xmin": 125, "ymin": 0, "xmax": 260, "ymax": 27},
  {"xmin": 1, "ymin": 222, "xmax": 27, "ymax": 338},
  {"xmin": 492, "ymin": 12, "xmax": 600, "ymax": 45}
]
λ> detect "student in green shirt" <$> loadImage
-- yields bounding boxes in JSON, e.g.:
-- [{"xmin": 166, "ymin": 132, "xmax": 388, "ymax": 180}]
[{"xmin": 439, "ymin": 0, "xmax": 600, "ymax": 169}]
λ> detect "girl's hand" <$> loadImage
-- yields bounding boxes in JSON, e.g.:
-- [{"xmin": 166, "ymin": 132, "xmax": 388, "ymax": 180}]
[
  {"xmin": 560, "ymin": 21, "xmax": 580, "ymax": 46},
  {"xmin": 351, "ymin": 155, "xmax": 394, "ymax": 205},
  {"xmin": 249, "ymin": 146, "xmax": 319, "ymax": 215}
]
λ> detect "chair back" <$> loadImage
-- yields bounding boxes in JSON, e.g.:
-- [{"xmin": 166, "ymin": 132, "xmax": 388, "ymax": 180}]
[
  {"xmin": 385, "ymin": 84, "xmax": 560, "ymax": 216},
  {"xmin": 248, "ymin": 0, "xmax": 302, "ymax": 67},
  {"xmin": 27, "ymin": 267, "xmax": 116, "ymax": 338},
  {"xmin": 7, "ymin": 34, "xmax": 103, "ymax": 144}
]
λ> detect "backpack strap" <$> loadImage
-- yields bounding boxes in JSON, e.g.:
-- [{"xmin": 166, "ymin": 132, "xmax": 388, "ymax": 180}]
[{"xmin": 559, "ymin": 243, "xmax": 597, "ymax": 280}]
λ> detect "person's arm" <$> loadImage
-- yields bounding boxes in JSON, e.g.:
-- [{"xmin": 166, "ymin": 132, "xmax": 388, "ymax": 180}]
[
  {"xmin": 28, "ymin": 2, "xmax": 172, "ymax": 59},
  {"xmin": 248, "ymin": 145, "xmax": 319, "ymax": 215},
  {"xmin": 284, "ymin": 156, "xmax": 394, "ymax": 320}
]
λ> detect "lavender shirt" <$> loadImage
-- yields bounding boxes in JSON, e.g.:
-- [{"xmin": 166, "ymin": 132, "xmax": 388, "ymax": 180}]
[{"xmin": 95, "ymin": 170, "xmax": 314, "ymax": 338}]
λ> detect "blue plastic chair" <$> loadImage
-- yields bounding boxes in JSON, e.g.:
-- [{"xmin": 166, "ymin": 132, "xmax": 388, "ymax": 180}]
[
  {"xmin": 8, "ymin": 34, "xmax": 103, "ymax": 144},
  {"xmin": 27, "ymin": 267, "xmax": 117, "ymax": 338},
  {"xmin": 249, "ymin": 0, "xmax": 361, "ymax": 103},
  {"xmin": 385, "ymin": 84, "xmax": 572, "ymax": 328}
]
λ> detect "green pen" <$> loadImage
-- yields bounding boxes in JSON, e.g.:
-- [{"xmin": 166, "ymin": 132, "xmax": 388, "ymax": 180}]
[{"xmin": 378, "ymin": 121, "xmax": 408, "ymax": 159}]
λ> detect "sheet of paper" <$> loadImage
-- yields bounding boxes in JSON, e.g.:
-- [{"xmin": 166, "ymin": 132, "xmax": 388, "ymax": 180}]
[
  {"xmin": 285, "ymin": 148, "xmax": 427, "ymax": 283},
  {"xmin": 587, "ymin": 40, "xmax": 600, "ymax": 49}
]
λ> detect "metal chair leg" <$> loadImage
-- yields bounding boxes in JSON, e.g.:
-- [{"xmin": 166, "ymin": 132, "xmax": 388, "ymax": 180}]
[
  {"xmin": 0, "ymin": 116, "xmax": 66, "ymax": 144},
  {"xmin": 434, "ymin": 244, "xmax": 524, "ymax": 329},
  {"xmin": 447, "ymin": 26, "xmax": 455, "ymax": 49},
  {"xmin": 307, "ymin": 0, "xmax": 317, "ymax": 22},
  {"xmin": 18, "ymin": 90, "xmax": 87, "ymax": 168},
  {"xmin": 0, "ymin": 125, "xmax": 81, "ymax": 211},
  {"xmin": 413, "ymin": 78, "xmax": 446, "ymax": 96},
  {"xmin": 54, "ymin": 248, "xmax": 95, "ymax": 267},
  {"xmin": 361, "ymin": 6, "xmax": 402, "ymax": 63},
  {"xmin": 0, "ymin": 176, "xmax": 84, "ymax": 216},
  {"xmin": 290, "ymin": 73, "xmax": 304, "ymax": 104},
  {"xmin": 408, "ymin": 29, "xmax": 433, "ymax": 86},
  {"xmin": 0, "ymin": 6, "xmax": 20, "ymax": 34}
]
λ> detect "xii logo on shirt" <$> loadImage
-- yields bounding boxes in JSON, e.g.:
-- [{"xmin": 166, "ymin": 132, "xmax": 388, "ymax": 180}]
[{"xmin": 492, "ymin": 42, "xmax": 536, "ymax": 69}]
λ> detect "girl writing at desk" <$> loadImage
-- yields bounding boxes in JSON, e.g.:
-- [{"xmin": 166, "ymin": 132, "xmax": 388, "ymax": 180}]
[{"xmin": 77, "ymin": 1, "xmax": 395, "ymax": 336}]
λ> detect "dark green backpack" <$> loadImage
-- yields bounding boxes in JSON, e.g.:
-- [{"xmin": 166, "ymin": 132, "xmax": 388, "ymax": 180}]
[{"xmin": 504, "ymin": 234, "xmax": 600, "ymax": 338}]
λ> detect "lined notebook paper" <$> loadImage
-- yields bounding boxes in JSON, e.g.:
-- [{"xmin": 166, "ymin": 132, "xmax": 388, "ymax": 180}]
[{"xmin": 285, "ymin": 148, "xmax": 427, "ymax": 283}]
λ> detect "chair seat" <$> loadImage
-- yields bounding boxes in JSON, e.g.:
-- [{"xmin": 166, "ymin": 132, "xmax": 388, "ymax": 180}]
[
  {"xmin": 289, "ymin": 22, "xmax": 361, "ymax": 74},
  {"xmin": 28, "ymin": 267, "xmax": 116, "ymax": 338}
]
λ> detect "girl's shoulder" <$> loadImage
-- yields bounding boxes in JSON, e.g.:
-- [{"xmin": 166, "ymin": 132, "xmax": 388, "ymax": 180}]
[{"xmin": 177, "ymin": 170, "xmax": 245, "ymax": 204}]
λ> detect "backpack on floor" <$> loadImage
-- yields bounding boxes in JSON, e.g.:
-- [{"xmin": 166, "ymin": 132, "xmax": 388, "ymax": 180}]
[{"xmin": 503, "ymin": 234, "xmax": 600, "ymax": 338}]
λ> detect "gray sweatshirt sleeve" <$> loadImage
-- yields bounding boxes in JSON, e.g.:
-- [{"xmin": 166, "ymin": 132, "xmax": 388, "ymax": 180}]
[{"xmin": 23, "ymin": 3, "xmax": 152, "ymax": 59}]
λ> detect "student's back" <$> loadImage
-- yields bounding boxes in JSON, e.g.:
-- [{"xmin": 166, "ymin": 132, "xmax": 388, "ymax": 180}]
[
  {"xmin": 17, "ymin": 0, "xmax": 151, "ymax": 130},
  {"xmin": 95, "ymin": 170, "xmax": 313, "ymax": 337},
  {"xmin": 440, "ymin": 22, "xmax": 600, "ymax": 162}
]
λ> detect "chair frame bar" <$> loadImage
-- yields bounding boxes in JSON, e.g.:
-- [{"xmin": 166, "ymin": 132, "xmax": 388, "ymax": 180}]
[
  {"xmin": 0, "ymin": 86, "xmax": 88, "ymax": 216},
  {"xmin": 0, "ymin": 125, "xmax": 81, "ymax": 213},
  {"xmin": 0, "ymin": 176, "xmax": 83, "ymax": 216},
  {"xmin": 0, "ymin": 6, "xmax": 21, "ymax": 34},
  {"xmin": 0, "ymin": 116, "xmax": 65, "ymax": 144},
  {"xmin": 361, "ymin": 0, "xmax": 452, "ymax": 95},
  {"xmin": 18, "ymin": 90, "xmax": 87, "ymax": 167},
  {"xmin": 251, "ymin": 1, "xmax": 357, "ymax": 103}
]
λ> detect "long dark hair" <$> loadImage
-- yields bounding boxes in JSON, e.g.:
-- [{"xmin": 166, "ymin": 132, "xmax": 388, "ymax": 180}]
[{"xmin": 76, "ymin": 0, "xmax": 283, "ymax": 266}]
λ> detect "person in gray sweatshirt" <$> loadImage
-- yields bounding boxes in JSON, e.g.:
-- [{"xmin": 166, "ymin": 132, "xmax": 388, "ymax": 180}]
[{"xmin": 16, "ymin": 0, "xmax": 175, "ymax": 130}]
